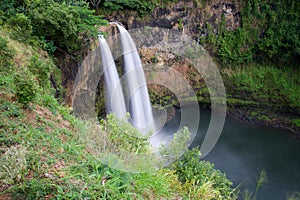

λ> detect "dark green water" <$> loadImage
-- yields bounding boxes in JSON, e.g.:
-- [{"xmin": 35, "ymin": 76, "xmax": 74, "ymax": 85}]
[{"xmin": 163, "ymin": 106, "xmax": 300, "ymax": 200}]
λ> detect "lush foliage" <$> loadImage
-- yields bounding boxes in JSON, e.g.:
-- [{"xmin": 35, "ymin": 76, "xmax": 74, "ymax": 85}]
[
  {"xmin": 195, "ymin": 0, "xmax": 300, "ymax": 126},
  {"xmin": 171, "ymin": 148, "xmax": 237, "ymax": 199},
  {"xmin": 99, "ymin": 0, "xmax": 178, "ymax": 15},
  {"xmin": 14, "ymin": 73, "xmax": 39, "ymax": 106},
  {"xmin": 222, "ymin": 64, "xmax": 300, "ymax": 127},
  {"xmin": 101, "ymin": 114, "xmax": 150, "ymax": 153},
  {"xmin": 0, "ymin": 29, "xmax": 59, "ymax": 106},
  {"xmin": 0, "ymin": 101, "xmax": 236, "ymax": 199},
  {"xmin": 0, "ymin": 0, "xmax": 107, "ymax": 53},
  {"xmin": 0, "ymin": 36, "xmax": 14, "ymax": 72},
  {"xmin": 203, "ymin": 0, "xmax": 300, "ymax": 67},
  {"xmin": 103, "ymin": 0, "xmax": 154, "ymax": 15},
  {"xmin": 160, "ymin": 126, "xmax": 191, "ymax": 162},
  {"xmin": 224, "ymin": 65, "xmax": 300, "ymax": 112}
]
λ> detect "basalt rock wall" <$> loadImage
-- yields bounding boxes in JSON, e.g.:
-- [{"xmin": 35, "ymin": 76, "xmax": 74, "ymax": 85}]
[{"xmin": 106, "ymin": 0, "xmax": 242, "ymax": 40}]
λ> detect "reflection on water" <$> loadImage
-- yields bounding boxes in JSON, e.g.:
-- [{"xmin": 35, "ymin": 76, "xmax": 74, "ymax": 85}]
[{"xmin": 162, "ymin": 106, "xmax": 300, "ymax": 200}]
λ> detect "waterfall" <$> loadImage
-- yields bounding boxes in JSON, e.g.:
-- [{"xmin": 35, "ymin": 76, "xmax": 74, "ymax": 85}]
[
  {"xmin": 98, "ymin": 35, "xmax": 127, "ymax": 120},
  {"xmin": 115, "ymin": 23, "xmax": 154, "ymax": 134},
  {"xmin": 100, "ymin": 23, "xmax": 154, "ymax": 134}
]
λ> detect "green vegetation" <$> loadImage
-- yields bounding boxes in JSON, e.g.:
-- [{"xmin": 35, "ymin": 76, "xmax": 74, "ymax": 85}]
[
  {"xmin": 221, "ymin": 64, "xmax": 300, "ymax": 127},
  {"xmin": 0, "ymin": 0, "xmax": 106, "ymax": 53},
  {"xmin": 223, "ymin": 65, "xmax": 300, "ymax": 111},
  {"xmin": 0, "ymin": 36, "xmax": 14, "ymax": 71},
  {"xmin": 101, "ymin": 114, "xmax": 150, "ymax": 153},
  {"xmin": 292, "ymin": 119, "xmax": 300, "ymax": 127},
  {"xmin": 203, "ymin": 0, "xmax": 300, "ymax": 67},
  {"xmin": 103, "ymin": 0, "xmax": 155, "ymax": 15},
  {"xmin": 287, "ymin": 192, "xmax": 300, "ymax": 200},
  {"xmin": 99, "ymin": 0, "xmax": 178, "ymax": 16},
  {"xmin": 0, "ymin": 99, "xmax": 236, "ymax": 199},
  {"xmin": 0, "ymin": 18, "xmax": 236, "ymax": 199},
  {"xmin": 196, "ymin": 0, "xmax": 300, "ymax": 126},
  {"xmin": 242, "ymin": 170, "xmax": 268, "ymax": 200},
  {"xmin": 171, "ymin": 148, "xmax": 237, "ymax": 199},
  {"xmin": 15, "ymin": 73, "xmax": 39, "ymax": 106}
]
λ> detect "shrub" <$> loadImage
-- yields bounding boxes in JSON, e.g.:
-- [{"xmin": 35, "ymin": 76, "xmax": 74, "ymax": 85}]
[
  {"xmin": 7, "ymin": 13, "xmax": 32, "ymax": 42},
  {"xmin": 28, "ymin": 54, "xmax": 53, "ymax": 89},
  {"xmin": 254, "ymin": 1, "xmax": 300, "ymax": 65},
  {"xmin": 29, "ymin": 0, "xmax": 106, "ymax": 52},
  {"xmin": 292, "ymin": 119, "xmax": 300, "ymax": 127},
  {"xmin": 171, "ymin": 148, "xmax": 236, "ymax": 199},
  {"xmin": 15, "ymin": 73, "xmax": 39, "ymax": 106},
  {"xmin": 159, "ymin": 126, "xmax": 191, "ymax": 163},
  {"xmin": 0, "ymin": 0, "xmax": 19, "ymax": 21},
  {"xmin": 101, "ymin": 114, "xmax": 150, "ymax": 153},
  {"xmin": 0, "ymin": 0, "xmax": 107, "ymax": 53},
  {"xmin": 0, "ymin": 36, "xmax": 14, "ymax": 72}
]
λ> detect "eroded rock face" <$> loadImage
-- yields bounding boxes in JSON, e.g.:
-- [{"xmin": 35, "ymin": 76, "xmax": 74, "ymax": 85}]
[
  {"xmin": 54, "ymin": 41, "xmax": 99, "ymax": 106},
  {"xmin": 65, "ymin": 0, "xmax": 241, "ymax": 108},
  {"xmin": 107, "ymin": 0, "xmax": 241, "ymax": 40},
  {"xmin": 54, "ymin": 50, "xmax": 80, "ymax": 105}
]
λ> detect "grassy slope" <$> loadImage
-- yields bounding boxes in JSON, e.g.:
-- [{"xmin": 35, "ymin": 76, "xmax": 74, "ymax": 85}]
[
  {"xmin": 0, "ymin": 29, "xmax": 236, "ymax": 199},
  {"xmin": 0, "ymin": 97, "xmax": 182, "ymax": 199},
  {"xmin": 222, "ymin": 65, "xmax": 300, "ymax": 134}
]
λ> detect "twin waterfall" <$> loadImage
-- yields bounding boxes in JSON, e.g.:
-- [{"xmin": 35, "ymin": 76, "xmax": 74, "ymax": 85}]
[{"xmin": 98, "ymin": 23, "xmax": 154, "ymax": 134}]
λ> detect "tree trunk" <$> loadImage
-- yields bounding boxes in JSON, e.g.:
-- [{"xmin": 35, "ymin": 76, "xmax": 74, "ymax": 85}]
[{"xmin": 96, "ymin": 4, "xmax": 99, "ymax": 15}]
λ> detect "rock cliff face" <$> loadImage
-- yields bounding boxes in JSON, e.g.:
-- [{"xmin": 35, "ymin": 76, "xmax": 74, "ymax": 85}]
[
  {"xmin": 106, "ymin": 0, "xmax": 242, "ymax": 40},
  {"xmin": 54, "ymin": 50, "xmax": 80, "ymax": 105},
  {"xmin": 63, "ymin": 0, "xmax": 242, "ymax": 107}
]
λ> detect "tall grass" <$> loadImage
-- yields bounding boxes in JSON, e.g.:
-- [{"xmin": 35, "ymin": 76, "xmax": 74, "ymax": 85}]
[
  {"xmin": 223, "ymin": 65, "xmax": 300, "ymax": 111},
  {"xmin": 242, "ymin": 170, "xmax": 268, "ymax": 200}
]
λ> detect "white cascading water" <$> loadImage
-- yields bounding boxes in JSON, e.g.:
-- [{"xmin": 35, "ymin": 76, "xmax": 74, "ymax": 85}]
[
  {"xmin": 98, "ymin": 35, "xmax": 127, "ymax": 120},
  {"xmin": 100, "ymin": 23, "xmax": 154, "ymax": 135},
  {"xmin": 115, "ymin": 23, "xmax": 154, "ymax": 134}
]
